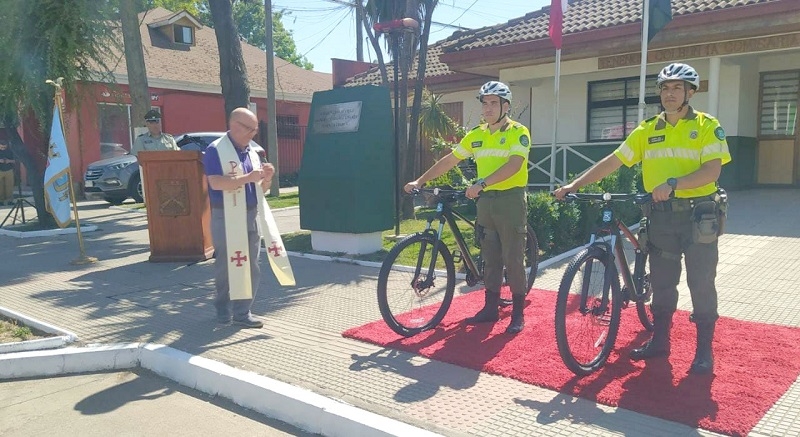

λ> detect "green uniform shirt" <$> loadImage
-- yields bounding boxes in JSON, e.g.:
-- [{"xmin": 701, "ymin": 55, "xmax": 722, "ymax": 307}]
[
  {"xmin": 130, "ymin": 132, "xmax": 178, "ymax": 157},
  {"xmin": 613, "ymin": 107, "xmax": 731, "ymax": 198},
  {"xmin": 452, "ymin": 120, "xmax": 531, "ymax": 190}
]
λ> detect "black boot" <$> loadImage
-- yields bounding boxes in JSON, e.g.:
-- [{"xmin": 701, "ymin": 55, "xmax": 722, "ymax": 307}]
[
  {"xmin": 630, "ymin": 312, "xmax": 673, "ymax": 361},
  {"xmin": 690, "ymin": 319, "xmax": 716, "ymax": 375},
  {"xmin": 465, "ymin": 291, "xmax": 500, "ymax": 324},
  {"xmin": 505, "ymin": 294, "xmax": 526, "ymax": 334}
]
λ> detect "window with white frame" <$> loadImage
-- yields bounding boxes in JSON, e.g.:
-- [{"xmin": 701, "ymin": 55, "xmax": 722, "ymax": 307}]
[
  {"xmin": 174, "ymin": 24, "xmax": 193, "ymax": 44},
  {"xmin": 587, "ymin": 76, "xmax": 661, "ymax": 141},
  {"xmin": 759, "ymin": 71, "xmax": 799, "ymax": 137}
]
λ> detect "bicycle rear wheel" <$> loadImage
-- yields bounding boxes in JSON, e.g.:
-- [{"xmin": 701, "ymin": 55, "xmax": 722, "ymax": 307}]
[
  {"xmin": 555, "ymin": 245, "xmax": 622, "ymax": 376},
  {"xmin": 377, "ymin": 233, "xmax": 456, "ymax": 337},
  {"xmin": 636, "ymin": 272, "xmax": 654, "ymax": 331},
  {"xmin": 498, "ymin": 224, "xmax": 539, "ymax": 306}
]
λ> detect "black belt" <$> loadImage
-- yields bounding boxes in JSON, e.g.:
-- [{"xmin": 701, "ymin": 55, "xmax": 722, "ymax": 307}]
[
  {"xmin": 650, "ymin": 195, "xmax": 717, "ymax": 212},
  {"xmin": 480, "ymin": 187, "xmax": 525, "ymax": 198}
]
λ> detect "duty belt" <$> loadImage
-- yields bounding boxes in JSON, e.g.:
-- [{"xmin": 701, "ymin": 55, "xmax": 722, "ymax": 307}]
[{"xmin": 650, "ymin": 194, "xmax": 717, "ymax": 212}]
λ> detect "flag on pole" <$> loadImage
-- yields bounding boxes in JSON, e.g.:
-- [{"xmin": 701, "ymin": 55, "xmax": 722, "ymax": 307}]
[
  {"xmin": 549, "ymin": 0, "xmax": 569, "ymax": 49},
  {"xmin": 44, "ymin": 100, "xmax": 73, "ymax": 228},
  {"xmin": 648, "ymin": 0, "xmax": 673, "ymax": 42}
]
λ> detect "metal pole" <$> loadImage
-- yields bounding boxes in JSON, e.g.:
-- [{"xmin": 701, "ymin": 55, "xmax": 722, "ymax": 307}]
[
  {"xmin": 392, "ymin": 33, "xmax": 401, "ymax": 236},
  {"xmin": 549, "ymin": 49, "xmax": 561, "ymax": 191},
  {"xmin": 638, "ymin": 0, "xmax": 651, "ymax": 123}
]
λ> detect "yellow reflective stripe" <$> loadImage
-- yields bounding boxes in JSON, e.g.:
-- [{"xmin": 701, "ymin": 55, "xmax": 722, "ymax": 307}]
[
  {"xmin": 510, "ymin": 145, "xmax": 528, "ymax": 155},
  {"xmin": 644, "ymin": 148, "xmax": 700, "ymax": 160},
  {"xmin": 474, "ymin": 148, "xmax": 510, "ymax": 159},
  {"xmin": 702, "ymin": 142, "xmax": 728, "ymax": 156},
  {"xmin": 617, "ymin": 142, "xmax": 635, "ymax": 162},
  {"xmin": 453, "ymin": 145, "xmax": 471, "ymax": 158}
]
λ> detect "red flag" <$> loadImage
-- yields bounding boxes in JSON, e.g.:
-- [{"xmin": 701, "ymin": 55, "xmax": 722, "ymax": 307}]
[{"xmin": 549, "ymin": 0, "xmax": 569, "ymax": 49}]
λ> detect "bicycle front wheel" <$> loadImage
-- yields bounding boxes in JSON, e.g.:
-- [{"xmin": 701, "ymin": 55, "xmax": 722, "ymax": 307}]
[
  {"xmin": 499, "ymin": 224, "xmax": 540, "ymax": 306},
  {"xmin": 555, "ymin": 245, "xmax": 622, "ymax": 376},
  {"xmin": 377, "ymin": 233, "xmax": 456, "ymax": 337}
]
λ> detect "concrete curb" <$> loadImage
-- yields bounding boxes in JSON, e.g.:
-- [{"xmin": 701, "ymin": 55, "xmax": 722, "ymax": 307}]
[
  {"xmin": 0, "ymin": 306, "xmax": 79, "ymax": 354},
  {"xmin": 0, "ymin": 343, "xmax": 442, "ymax": 437},
  {"xmin": 0, "ymin": 224, "xmax": 98, "ymax": 238}
]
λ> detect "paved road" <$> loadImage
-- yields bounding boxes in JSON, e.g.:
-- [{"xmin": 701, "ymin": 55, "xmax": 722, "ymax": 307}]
[{"xmin": 2, "ymin": 188, "xmax": 800, "ymax": 436}]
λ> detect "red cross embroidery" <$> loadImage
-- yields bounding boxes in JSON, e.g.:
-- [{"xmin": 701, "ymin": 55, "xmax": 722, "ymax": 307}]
[
  {"xmin": 268, "ymin": 242, "xmax": 283, "ymax": 257},
  {"xmin": 230, "ymin": 250, "xmax": 248, "ymax": 267}
]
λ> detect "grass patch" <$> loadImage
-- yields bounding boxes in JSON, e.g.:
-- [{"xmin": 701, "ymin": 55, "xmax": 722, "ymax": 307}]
[
  {"xmin": 266, "ymin": 192, "xmax": 299, "ymax": 209},
  {"xmin": 281, "ymin": 209, "xmax": 480, "ymax": 266},
  {"xmin": 0, "ymin": 316, "xmax": 51, "ymax": 343}
]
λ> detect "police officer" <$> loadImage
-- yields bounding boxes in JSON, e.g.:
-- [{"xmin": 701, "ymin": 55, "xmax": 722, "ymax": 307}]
[
  {"xmin": 405, "ymin": 81, "xmax": 532, "ymax": 335},
  {"xmin": 130, "ymin": 109, "xmax": 178, "ymax": 157},
  {"xmin": 554, "ymin": 63, "xmax": 731, "ymax": 375}
]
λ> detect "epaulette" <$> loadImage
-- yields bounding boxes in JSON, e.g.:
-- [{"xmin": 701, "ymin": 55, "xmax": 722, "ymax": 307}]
[
  {"xmin": 136, "ymin": 133, "xmax": 145, "ymax": 137},
  {"xmin": 644, "ymin": 115, "xmax": 658, "ymax": 123},
  {"xmin": 470, "ymin": 124, "xmax": 482, "ymax": 131}
]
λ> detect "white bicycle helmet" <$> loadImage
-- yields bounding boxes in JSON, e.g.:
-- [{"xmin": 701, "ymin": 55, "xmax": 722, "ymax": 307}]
[
  {"xmin": 478, "ymin": 81, "xmax": 512, "ymax": 102},
  {"xmin": 656, "ymin": 63, "xmax": 700, "ymax": 90}
]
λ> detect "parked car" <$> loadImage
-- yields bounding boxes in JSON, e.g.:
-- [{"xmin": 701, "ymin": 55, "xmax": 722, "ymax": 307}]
[{"xmin": 84, "ymin": 132, "xmax": 266, "ymax": 205}]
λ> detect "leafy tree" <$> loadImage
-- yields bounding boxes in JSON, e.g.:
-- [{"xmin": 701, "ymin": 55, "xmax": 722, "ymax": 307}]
[
  {"xmin": 357, "ymin": 0, "xmax": 439, "ymax": 218},
  {"xmin": 0, "ymin": 0, "xmax": 119, "ymax": 228}
]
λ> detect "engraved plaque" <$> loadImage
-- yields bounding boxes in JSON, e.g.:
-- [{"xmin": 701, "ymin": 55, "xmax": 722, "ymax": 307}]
[
  {"xmin": 312, "ymin": 101, "xmax": 362, "ymax": 134},
  {"xmin": 157, "ymin": 179, "xmax": 190, "ymax": 216}
]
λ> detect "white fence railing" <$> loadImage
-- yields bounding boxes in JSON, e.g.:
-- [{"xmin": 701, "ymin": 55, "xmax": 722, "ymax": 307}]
[{"xmin": 528, "ymin": 141, "xmax": 619, "ymax": 190}]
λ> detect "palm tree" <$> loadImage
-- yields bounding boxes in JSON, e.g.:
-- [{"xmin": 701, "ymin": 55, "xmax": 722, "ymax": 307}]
[{"xmin": 356, "ymin": 0, "xmax": 439, "ymax": 218}]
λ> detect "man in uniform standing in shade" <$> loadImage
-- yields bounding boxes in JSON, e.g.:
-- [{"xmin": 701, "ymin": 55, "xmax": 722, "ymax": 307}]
[
  {"xmin": 130, "ymin": 109, "xmax": 178, "ymax": 202},
  {"xmin": 130, "ymin": 109, "xmax": 178, "ymax": 156}
]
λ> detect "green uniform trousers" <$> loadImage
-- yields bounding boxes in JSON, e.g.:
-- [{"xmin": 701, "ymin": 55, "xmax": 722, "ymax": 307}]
[
  {"xmin": 648, "ymin": 207, "xmax": 719, "ymax": 322},
  {"xmin": 476, "ymin": 187, "xmax": 528, "ymax": 296}
]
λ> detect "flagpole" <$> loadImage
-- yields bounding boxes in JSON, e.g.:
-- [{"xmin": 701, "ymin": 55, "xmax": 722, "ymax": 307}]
[
  {"xmin": 638, "ymin": 0, "xmax": 651, "ymax": 123},
  {"xmin": 67, "ymin": 170, "xmax": 96, "ymax": 265},
  {"xmin": 550, "ymin": 48, "xmax": 561, "ymax": 191},
  {"xmin": 47, "ymin": 78, "xmax": 96, "ymax": 265}
]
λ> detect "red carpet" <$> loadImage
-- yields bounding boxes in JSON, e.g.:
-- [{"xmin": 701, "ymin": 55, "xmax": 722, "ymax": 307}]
[{"xmin": 343, "ymin": 289, "xmax": 800, "ymax": 436}]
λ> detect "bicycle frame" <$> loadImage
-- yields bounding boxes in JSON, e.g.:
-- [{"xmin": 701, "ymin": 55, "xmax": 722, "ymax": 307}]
[
  {"xmin": 577, "ymin": 193, "xmax": 651, "ymax": 310},
  {"xmin": 421, "ymin": 197, "xmax": 482, "ymax": 282}
]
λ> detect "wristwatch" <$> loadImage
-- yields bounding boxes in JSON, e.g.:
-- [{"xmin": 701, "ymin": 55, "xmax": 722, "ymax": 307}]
[
  {"xmin": 667, "ymin": 177, "xmax": 678, "ymax": 191},
  {"xmin": 476, "ymin": 178, "xmax": 487, "ymax": 189}
]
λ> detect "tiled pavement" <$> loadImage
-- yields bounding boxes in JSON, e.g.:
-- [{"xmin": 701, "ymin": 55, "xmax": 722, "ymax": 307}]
[{"xmin": 2, "ymin": 189, "xmax": 800, "ymax": 436}]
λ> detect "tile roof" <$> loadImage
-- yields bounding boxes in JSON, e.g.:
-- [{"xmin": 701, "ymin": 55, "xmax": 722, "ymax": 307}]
[
  {"xmin": 344, "ymin": 42, "xmax": 465, "ymax": 87},
  {"xmin": 442, "ymin": 0, "xmax": 779, "ymax": 52},
  {"xmin": 107, "ymin": 8, "xmax": 331, "ymax": 98}
]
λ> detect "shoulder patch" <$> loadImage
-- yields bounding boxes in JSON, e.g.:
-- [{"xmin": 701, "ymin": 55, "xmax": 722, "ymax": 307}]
[
  {"xmin": 714, "ymin": 126, "xmax": 726, "ymax": 140},
  {"xmin": 520, "ymin": 135, "xmax": 529, "ymax": 146}
]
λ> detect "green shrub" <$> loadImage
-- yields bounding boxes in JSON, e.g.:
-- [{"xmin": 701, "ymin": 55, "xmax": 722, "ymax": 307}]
[{"xmin": 527, "ymin": 163, "xmax": 645, "ymax": 258}]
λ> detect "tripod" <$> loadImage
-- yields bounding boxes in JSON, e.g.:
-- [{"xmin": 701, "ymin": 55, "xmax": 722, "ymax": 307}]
[{"xmin": 1, "ymin": 169, "xmax": 36, "ymax": 228}]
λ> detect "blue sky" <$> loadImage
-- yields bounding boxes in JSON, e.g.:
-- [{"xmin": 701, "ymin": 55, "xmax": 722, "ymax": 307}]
[{"xmin": 273, "ymin": 0, "xmax": 553, "ymax": 73}]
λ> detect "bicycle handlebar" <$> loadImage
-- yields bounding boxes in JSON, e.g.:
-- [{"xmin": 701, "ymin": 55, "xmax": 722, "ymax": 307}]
[
  {"xmin": 409, "ymin": 187, "xmax": 468, "ymax": 202},
  {"xmin": 563, "ymin": 192, "xmax": 653, "ymax": 205}
]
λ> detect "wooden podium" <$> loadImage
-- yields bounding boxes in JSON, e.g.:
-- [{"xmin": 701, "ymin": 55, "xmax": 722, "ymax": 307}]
[{"xmin": 138, "ymin": 150, "xmax": 214, "ymax": 262}]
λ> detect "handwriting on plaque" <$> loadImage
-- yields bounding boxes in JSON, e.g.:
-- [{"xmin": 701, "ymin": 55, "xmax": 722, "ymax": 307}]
[{"xmin": 313, "ymin": 101, "xmax": 362, "ymax": 134}]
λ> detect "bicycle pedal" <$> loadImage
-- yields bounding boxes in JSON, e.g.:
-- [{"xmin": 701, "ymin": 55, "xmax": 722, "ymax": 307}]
[{"xmin": 451, "ymin": 250, "xmax": 463, "ymax": 264}]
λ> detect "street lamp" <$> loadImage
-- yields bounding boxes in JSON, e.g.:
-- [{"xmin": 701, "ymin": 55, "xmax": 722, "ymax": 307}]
[{"xmin": 373, "ymin": 18, "xmax": 419, "ymax": 237}]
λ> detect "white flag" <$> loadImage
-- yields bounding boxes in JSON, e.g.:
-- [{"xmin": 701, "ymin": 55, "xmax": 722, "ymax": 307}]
[{"xmin": 44, "ymin": 102, "xmax": 72, "ymax": 228}]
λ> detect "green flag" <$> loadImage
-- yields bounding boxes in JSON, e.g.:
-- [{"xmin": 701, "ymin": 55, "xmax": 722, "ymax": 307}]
[{"xmin": 648, "ymin": 0, "xmax": 673, "ymax": 42}]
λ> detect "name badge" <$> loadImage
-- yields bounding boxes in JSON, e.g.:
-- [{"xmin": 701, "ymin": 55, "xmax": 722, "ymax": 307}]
[
  {"xmin": 648, "ymin": 135, "xmax": 665, "ymax": 144},
  {"xmin": 471, "ymin": 141, "xmax": 483, "ymax": 148}
]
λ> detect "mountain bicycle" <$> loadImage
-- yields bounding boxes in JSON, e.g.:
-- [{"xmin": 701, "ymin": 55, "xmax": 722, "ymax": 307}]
[
  {"xmin": 377, "ymin": 188, "xmax": 539, "ymax": 337},
  {"xmin": 554, "ymin": 192, "xmax": 654, "ymax": 376}
]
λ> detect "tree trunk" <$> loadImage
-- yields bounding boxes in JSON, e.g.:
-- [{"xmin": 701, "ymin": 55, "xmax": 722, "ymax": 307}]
[
  {"xmin": 209, "ymin": 0, "xmax": 251, "ymax": 124},
  {"xmin": 3, "ymin": 120, "xmax": 53, "ymax": 228},
  {"xmin": 407, "ymin": 0, "xmax": 434, "ymax": 189},
  {"xmin": 119, "ymin": 0, "xmax": 149, "ymax": 131},
  {"xmin": 356, "ymin": 1, "xmax": 388, "ymax": 85}
]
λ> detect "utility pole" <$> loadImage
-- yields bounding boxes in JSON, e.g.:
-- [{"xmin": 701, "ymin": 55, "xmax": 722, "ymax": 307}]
[{"xmin": 265, "ymin": 0, "xmax": 280, "ymax": 196}]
